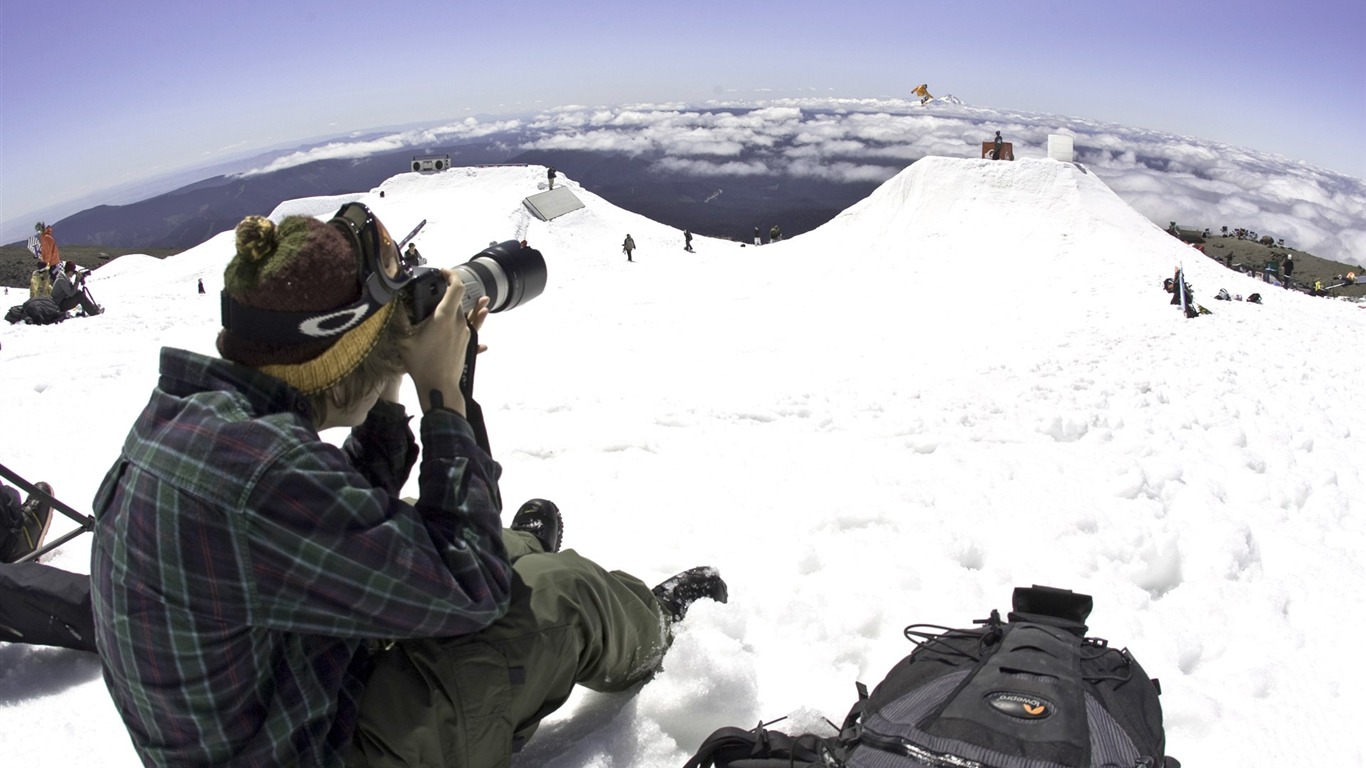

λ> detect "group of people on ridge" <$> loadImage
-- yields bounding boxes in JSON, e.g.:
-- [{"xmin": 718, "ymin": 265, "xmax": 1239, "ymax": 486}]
[
  {"xmin": 7, "ymin": 223, "xmax": 102, "ymax": 324},
  {"xmin": 751, "ymin": 225, "xmax": 782, "ymax": 245}
]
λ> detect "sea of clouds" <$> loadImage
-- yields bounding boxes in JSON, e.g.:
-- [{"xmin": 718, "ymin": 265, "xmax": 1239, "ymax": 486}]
[{"xmin": 239, "ymin": 97, "xmax": 1366, "ymax": 267}]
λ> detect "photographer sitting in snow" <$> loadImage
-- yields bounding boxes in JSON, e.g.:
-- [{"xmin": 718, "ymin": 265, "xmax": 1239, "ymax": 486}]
[
  {"xmin": 51, "ymin": 261, "xmax": 101, "ymax": 316},
  {"xmin": 86, "ymin": 209, "xmax": 726, "ymax": 767}
]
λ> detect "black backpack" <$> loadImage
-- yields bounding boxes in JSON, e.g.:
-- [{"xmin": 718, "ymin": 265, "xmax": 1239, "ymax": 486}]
[
  {"xmin": 684, "ymin": 586, "xmax": 1178, "ymax": 768},
  {"xmin": 20, "ymin": 297, "xmax": 65, "ymax": 325},
  {"xmin": 0, "ymin": 562, "xmax": 97, "ymax": 652}
]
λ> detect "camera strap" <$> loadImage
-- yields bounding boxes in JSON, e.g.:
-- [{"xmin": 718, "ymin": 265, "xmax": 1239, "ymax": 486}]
[{"xmin": 460, "ymin": 327, "xmax": 491, "ymax": 456}]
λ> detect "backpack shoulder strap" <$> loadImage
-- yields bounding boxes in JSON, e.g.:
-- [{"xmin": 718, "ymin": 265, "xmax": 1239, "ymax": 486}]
[
  {"xmin": 682, "ymin": 719, "xmax": 840, "ymax": 768},
  {"xmin": 836, "ymin": 681, "xmax": 869, "ymax": 748}
]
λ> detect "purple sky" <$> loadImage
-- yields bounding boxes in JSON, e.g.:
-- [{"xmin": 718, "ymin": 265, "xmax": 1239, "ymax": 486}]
[{"xmin": 2, "ymin": 0, "xmax": 1362, "ymax": 235}]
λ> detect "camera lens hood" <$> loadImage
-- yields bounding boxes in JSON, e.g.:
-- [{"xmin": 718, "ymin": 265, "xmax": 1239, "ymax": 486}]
[{"xmin": 474, "ymin": 241, "xmax": 547, "ymax": 312}]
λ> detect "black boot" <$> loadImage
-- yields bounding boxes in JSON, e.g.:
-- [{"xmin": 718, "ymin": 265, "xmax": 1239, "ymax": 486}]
[
  {"xmin": 652, "ymin": 566, "xmax": 728, "ymax": 622},
  {"xmin": 510, "ymin": 498, "xmax": 563, "ymax": 553},
  {"xmin": 2, "ymin": 481, "xmax": 53, "ymax": 563}
]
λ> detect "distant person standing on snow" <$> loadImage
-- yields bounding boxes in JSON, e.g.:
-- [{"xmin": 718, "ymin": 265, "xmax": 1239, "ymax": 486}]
[
  {"xmin": 623, "ymin": 234, "xmax": 636, "ymax": 262},
  {"xmin": 405, "ymin": 242, "xmax": 425, "ymax": 266},
  {"xmin": 769, "ymin": 224, "xmax": 782, "ymax": 243},
  {"xmin": 547, "ymin": 167, "xmax": 557, "ymax": 190},
  {"xmin": 1281, "ymin": 254, "xmax": 1294, "ymax": 289},
  {"xmin": 753, "ymin": 226, "xmax": 761, "ymax": 246},
  {"xmin": 197, "ymin": 278, "xmax": 206, "ymax": 295},
  {"xmin": 992, "ymin": 131, "xmax": 1004, "ymax": 160},
  {"xmin": 40, "ymin": 225, "xmax": 61, "ymax": 271},
  {"xmin": 684, "ymin": 230, "xmax": 693, "ymax": 252}
]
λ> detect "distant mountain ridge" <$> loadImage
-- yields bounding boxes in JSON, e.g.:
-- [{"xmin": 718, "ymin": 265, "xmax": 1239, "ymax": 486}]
[
  {"xmin": 22, "ymin": 123, "xmax": 900, "ymax": 251},
  {"xmin": 39, "ymin": 141, "xmax": 527, "ymax": 250},
  {"xmin": 36, "ymin": 151, "xmax": 889, "ymax": 252}
]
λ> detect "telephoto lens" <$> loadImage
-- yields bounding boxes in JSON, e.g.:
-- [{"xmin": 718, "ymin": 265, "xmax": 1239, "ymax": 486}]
[
  {"xmin": 453, "ymin": 241, "xmax": 548, "ymax": 314},
  {"xmin": 406, "ymin": 241, "xmax": 548, "ymax": 323}
]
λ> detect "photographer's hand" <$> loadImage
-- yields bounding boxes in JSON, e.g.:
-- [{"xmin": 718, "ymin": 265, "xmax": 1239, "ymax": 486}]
[
  {"xmin": 467, "ymin": 294, "xmax": 491, "ymax": 354},
  {"xmin": 402, "ymin": 271, "xmax": 475, "ymax": 416}
]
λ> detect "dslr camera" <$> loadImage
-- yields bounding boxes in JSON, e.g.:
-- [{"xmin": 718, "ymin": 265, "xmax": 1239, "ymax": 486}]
[
  {"xmin": 406, "ymin": 240, "xmax": 547, "ymax": 323},
  {"xmin": 332, "ymin": 203, "xmax": 548, "ymax": 325}
]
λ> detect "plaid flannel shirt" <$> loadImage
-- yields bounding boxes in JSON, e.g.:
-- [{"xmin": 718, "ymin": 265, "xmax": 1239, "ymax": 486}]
[{"xmin": 90, "ymin": 348, "xmax": 512, "ymax": 767}]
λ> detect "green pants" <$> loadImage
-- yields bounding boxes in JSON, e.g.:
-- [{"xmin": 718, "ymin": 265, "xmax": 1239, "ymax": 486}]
[{"xmin": 347, "ymin": 531, "xmax": 668, "ymax": 767}]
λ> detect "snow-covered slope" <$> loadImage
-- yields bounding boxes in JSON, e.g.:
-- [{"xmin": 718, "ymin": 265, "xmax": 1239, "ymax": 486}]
[{"xmin": 2, "ymin": 160, "xmax": 1363, "ymax": 766}]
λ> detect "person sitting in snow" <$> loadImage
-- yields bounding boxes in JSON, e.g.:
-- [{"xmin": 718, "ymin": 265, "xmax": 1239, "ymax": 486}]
[
  {"xmin": 51, "ymin": 261, "xmax": 101, "ymax": 316},
  {"xmin": 1165, "ymin": 268, "xmax": 1199, "ymax": 317},
  {"xmin": 86, "ymin": 209, "xmax": 726, "ymax": 766}
]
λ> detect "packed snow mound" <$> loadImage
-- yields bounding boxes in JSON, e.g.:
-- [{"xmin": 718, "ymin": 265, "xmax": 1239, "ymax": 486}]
[
  {"xmin": 798, "ymin": 156, "xmax": 1329, "ymax": 329},
  {"xmin": 808, "ymin": 156, "xmax": 1186, "ymax": 280},
  {"xmin": 819, "ymin": 156, "xmax": 1138, "ymax": 242}
]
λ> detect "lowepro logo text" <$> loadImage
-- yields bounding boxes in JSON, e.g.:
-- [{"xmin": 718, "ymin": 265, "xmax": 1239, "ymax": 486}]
[{"xmin": 986, "ymin": 691, "xmax": 1053, "ymax": 720}]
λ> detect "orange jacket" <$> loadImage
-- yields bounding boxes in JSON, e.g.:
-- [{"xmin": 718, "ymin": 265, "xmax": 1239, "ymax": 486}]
[{"xmin": 40, "ymin": 227, "xmax": 60, "ymax": 268}]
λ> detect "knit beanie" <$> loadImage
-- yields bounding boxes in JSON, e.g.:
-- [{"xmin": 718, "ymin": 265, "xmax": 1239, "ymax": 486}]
[{"xmin": 217, "ymin": 214, "xmax": 394, "ymax": 394}]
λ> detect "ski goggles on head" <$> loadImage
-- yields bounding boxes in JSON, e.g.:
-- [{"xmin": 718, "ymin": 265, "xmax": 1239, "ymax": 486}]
[
  {"xmin": 329, "ymin": 202, "xmax": 409, "ymax": 304},
  {"xmin": 221, "ymin": 203, "xmax": 419, "ymax": 346},
  {"xmin": 333, "ymin": 202, "xmax": 446, "ymax": 325}
]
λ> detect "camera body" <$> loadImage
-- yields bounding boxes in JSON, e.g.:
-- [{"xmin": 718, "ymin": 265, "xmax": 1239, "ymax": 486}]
[{"xmin": 406, "ymin": 240, "xmax": 547, "ymax": 323}]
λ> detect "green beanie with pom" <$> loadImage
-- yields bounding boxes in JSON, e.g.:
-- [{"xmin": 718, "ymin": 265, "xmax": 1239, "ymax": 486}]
[{"xmin": 217, "ymin": 214, "xmax": 394, "ymax": 394}]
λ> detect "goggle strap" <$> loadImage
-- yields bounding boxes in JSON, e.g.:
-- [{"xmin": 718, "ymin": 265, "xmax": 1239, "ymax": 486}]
[{"xmin": 221, "ymin": 290, "xmax": 385, "ymax": 345}]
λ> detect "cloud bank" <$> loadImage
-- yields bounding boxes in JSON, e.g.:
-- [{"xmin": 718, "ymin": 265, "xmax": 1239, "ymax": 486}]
[
  {"xmin": 241, "ymin": 97, "xmax": 1366, "ymax": 266},
  {"xmin": 240, "ymin": 118, "xmax": 523, "ymax": 176}
]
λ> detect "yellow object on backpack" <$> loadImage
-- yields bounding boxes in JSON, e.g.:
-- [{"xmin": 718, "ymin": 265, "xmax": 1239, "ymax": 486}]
[{"xmin": 30, "ymin": 268, "xmax": 52, "ymax": 299}]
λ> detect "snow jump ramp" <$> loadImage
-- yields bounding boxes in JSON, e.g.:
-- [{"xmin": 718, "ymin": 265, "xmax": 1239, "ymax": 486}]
[{"xmin": 523, "ymin": 187, "xmax": 585, "ymax": 221}]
